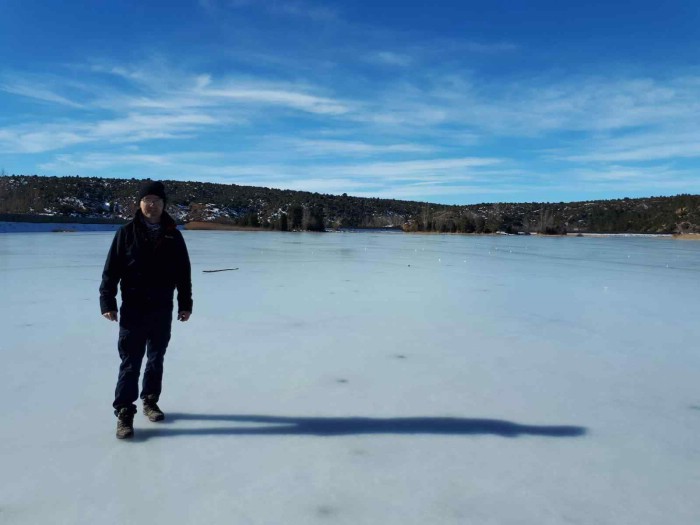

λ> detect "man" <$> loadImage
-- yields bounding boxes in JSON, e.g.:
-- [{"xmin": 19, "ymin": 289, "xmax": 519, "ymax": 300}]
[{"xmin": 100, "ymin": 181, "xmax": 192, "ymax": 439}]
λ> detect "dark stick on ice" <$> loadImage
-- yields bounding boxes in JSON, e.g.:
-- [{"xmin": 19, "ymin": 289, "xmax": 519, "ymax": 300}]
[{"xmin": 202, "ymin": 268, "xmax": 239, "ymax": 273}]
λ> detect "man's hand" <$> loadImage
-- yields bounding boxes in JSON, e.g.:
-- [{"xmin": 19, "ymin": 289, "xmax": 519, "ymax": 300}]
[
  {"xmin": 103, "ymin": 311, "xmax": 118, "ymax": 322},
  {"xmin": 178, "ymin": 311, "xmax": 191, "ymax": 322}
]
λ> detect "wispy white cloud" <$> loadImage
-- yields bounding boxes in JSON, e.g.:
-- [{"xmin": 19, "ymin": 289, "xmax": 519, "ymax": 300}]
[
  {"xmin": 39, "ymin": 153, "xmax": 173, "ymax": 171},
  {"xmin": 367, "ymin": 51, "xmax": 413, "ymax": 67},
  {"xmin": 84, "ymin": 62, "xmax": 358, "ymax": 118},
  {"xmin": 0, "ymin": 127, "xmax": 90, "ymax": 153},
  {"xmin": 0, "ymin": 80, "xmax": 85, "ymax": 108},
  {"xmin": 576, "ymin": 168, "xmax": 650, "ymax": 183},
  {"xmin": 0, "ymin": 112, "xmax": 218, "ymax": 154},
  {"xmin": 567, "ymin": 142, "xmax": 700, "ymax": 163},
  {"xmin": 559, "ymin": 128, "xmax": 700, "ymax": 163},
  {"xmin": 540, "ymin": 165, "xmax": 700, "ymax": 196},
  {"xmin": 330, "ymin": 157, "xmax": 502, "ymax": 179},
  {"xmin": 202, "ymin": 0, "xmax": 338, "ymax": 21},
  {"xmin": 364, "ymin": 74, "xmax": 700, "ymax": 136},
  {"xmin": 199, "ymin": 86, "xmax": 352, "ymax": 115},
  {"xmin": 37, "ymin": 151, "xmax": 228, "ymax": 173},
  {"xmin": 90, "ymin": 113, "xmax": 218, "ymax": 141},
  {"xmin": 266, "ymin": 0, "xmax": 337, "ymax": 21},
  {"xmin": 572, "ymin": 164, "xmax": 679, "ymax": 182},
  {"xmin": 0, "ymin": 65, "xmax": 356, "ymax": 154},
  {"xmin": 286, "ymin": 139, "xmax": 436, "ymax": 156},
  {"xmin": 462, "ymin": 41, "xmax": 519, "ymax": 53}
]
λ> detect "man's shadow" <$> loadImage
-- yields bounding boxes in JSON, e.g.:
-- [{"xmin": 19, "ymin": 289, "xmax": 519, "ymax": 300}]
[{"xmin": 133, "ymin": 413, "xmax": 587, "ymax": 441}]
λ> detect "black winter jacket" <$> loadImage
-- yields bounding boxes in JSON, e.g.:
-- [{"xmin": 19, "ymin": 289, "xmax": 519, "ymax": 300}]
[{"xmin": 99, "ymin": 210, "xmax": 192, "ymax": 314}]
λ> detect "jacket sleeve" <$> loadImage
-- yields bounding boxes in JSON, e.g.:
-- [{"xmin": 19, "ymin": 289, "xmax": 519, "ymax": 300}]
[
  {"xmin": 99, "ymin": 229, "xmax": 124, "ymax": 313},
  {"xmin": 175, "ymin": 231, "xmax": 193, "ymax": 313}
]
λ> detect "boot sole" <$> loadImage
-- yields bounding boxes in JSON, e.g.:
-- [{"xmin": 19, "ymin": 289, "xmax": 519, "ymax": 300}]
[
  {"xmin": 145, "ymin": 413, "xmax": 165, "ymax": 422},
  {"xmin": 116, "ymin": 431, "xmax": 134, "ymax": 439}
]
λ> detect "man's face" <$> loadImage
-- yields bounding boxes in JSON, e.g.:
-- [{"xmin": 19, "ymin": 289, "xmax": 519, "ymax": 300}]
[{"xmin": 140, "ymin": 195, "xmax": 164, "ymax": 221}]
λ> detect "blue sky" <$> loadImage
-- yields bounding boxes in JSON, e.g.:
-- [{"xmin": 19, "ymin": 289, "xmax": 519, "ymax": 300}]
[{"xmin": 1, "ymin": 0, "xmax": 699, "ymax": 204}]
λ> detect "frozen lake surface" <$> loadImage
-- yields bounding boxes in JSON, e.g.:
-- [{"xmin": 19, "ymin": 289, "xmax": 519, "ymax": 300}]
[{"xmin": 1, "ymin": 230, "xmax": 699, "ymax": 524}]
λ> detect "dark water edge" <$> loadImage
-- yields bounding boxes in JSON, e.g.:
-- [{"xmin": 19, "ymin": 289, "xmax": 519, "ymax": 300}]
[
  {"xmin": 0, "ymin": 223, "xmax": 403, "ymax": 234},
  {"xmin": 0, "ymin": 221, "xmax": 125, "ymax": 233},
  {"xmin": 0, "ymin": 221, "xmax": 194, "ymax": 233},
  {"xmin": 1, "ymin": 221, "xmax": 678, "ymax": 237}
]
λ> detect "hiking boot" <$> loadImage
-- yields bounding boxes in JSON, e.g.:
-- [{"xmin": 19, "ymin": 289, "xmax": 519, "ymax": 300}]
[
  {"xmin": 143, "ymin": 396, "xmax": 165, "ymax": 422},
  {"xmin": 116, "ymin": 408, "xmax": 134, "ymax": 439}
]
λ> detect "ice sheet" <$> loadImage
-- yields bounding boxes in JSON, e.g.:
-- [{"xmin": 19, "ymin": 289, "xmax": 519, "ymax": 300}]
[{"xmin": 1, "ymin": 231, "xmax": 699, "ymax": 524}]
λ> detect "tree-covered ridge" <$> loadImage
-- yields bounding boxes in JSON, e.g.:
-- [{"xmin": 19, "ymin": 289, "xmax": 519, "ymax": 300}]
[{"xmin": 1, "ymin": 175, "xmax": 699, "ymax": 234}]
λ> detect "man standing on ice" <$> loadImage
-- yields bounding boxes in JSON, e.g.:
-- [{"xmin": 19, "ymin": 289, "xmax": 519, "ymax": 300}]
[{"xmin": 100, "ymin": 181, "xmax": 192, "ymax": 439}]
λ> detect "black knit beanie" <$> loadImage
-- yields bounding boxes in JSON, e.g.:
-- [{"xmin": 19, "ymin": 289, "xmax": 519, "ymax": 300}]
[{"xmin": 138, "ymin": 181, "xmax": 167, "ymax": 204}]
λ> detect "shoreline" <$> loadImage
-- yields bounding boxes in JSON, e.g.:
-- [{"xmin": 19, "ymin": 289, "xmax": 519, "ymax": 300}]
[
  {"xmin": 0, "ymin": 219, "xmax": 695, "ymax": 239},
  {"xmin": 672, "ymin": 233, "xmax": 700, "ymax": 241}
]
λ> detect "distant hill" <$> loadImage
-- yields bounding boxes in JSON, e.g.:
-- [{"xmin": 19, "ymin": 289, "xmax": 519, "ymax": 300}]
[{"xmin": 1, "ymin": 175, "xmax": 699, "ymax": 234}]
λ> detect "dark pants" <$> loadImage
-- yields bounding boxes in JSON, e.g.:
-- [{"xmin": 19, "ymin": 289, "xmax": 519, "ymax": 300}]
[{"xmin": 113, "ymin": 304, "xmax": 173, "ymax": 415}]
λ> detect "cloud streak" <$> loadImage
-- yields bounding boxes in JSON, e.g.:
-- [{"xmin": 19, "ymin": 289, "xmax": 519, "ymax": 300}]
[
  {"xmin": 287, "ymin": 139, "xmax": 436, "ymax": 156},
  {"xmin": 559, "ymin": 128, "xmax": 700, "ymax": 163},
  {"xmin": 0, "ymin": 112, "xmax": 218, "ymax": 154},
  {"xmin": 201, "ymin": 0, "xmax": 338, "ymax": 21},
  {"xmin": 200, "ymin": 86, "xmax": 352, "ymax": 115},
  {"xmin": 368, "ymin": 51, "xmax": 413, "ymax": 67},
  {"xmin": 0, "ymin": 81, "xmax": 85, "ymax": 108}
]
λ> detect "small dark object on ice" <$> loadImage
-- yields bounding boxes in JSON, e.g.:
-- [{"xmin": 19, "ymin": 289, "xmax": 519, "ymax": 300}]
[
  {"xmin": 203, "ymin": 268, "xmax": 239, "ymax": 273},
  {"xmin": 143, "ymin": 396, "xmax": 165, "ymax": 422},
  {"xmin": 116, "ymin": 407, "xmax": 134, "ymax": 439}
]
